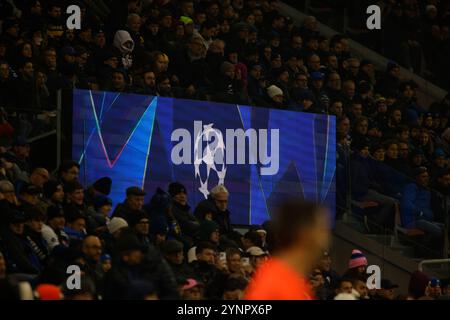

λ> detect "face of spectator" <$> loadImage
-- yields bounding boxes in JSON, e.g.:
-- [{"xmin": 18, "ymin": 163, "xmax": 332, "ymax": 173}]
[
  {"xmin": 128, "ymin": 16, "xmax": 141, "ymax": 33},
  {"xmin": 295, "ymin": 74, "xmax": 308, "ymax": 89},
  {"xmin": 356, "ymin": 120, "xmax": 368, "ymax": 135},
  {"xmin": 328, "ymin": 73, "xmax": 341, "ymax": 90},
  {"xmin": 210, "ymin": 230, "xmax": 220, "ymax": 243},
  {"xmin": 135, "ymin": 218, "xmax": 150, "ymax": 235},
  {"xmin": 189, "ymin": 38, "xmax": 205, "ymax": 57},
  {"xmin": 14, "ymin": 144, "xmax": 31, "ymax": 158},
  {"xmin": 23, "ymin": 193, "xmax": 39, "ymax": 206},
  {"xmin": 98, "ymin": 204, "xmax": 112, "ymax": 217},
  {"xmin": 0, "ymin": 63, "xmax": 9, "ymax": 79},
  {"xmin": 31, "ymin": 1, "xmax": 42, "ymax": 15},
  {"xmin": 437, "ymin": 174, "xmax": 450, "ymax": 189},
  {"xmin": 184, "ymin": 23, "xmax": 194, "ymax": 36},
  {"xmin": 77, "ymin": 52, "xmax": 89, "ymax": 67},
  {"xmin": 82, "ymin": 236, "xmax": 102, "ymax": 261},
  {"xmin": 319, "ymin": 39, "xmax": 329, "ymax": 51},
  {"xmin": 411, "ymin": 154, "xmax": 423, "ymax": 166},
  {"xmin": 122, "ymin": 250, "xmax": 143, "ymax": 266},
  {"xmin": 358, "ymin": 146, "xmax": 370, "ymax": 158},
  {"xmin": 160, "ymin": 15, "xmax": 172, "ymax": 28},
  {"xmin": 385, "ymin": 143, "xmax": 398, "ymax": 159},
  {"xmin": 27, "ymin": 218, "xmax": 43, "ymax": 233},
  {"xmin": 306, "ymin": 39, "xmax": 319, "ymax": 51},
  {"xmin": 337, "ymin": 281, "xmax": 353, "ymax": 294},
  {"xmin": 158, "ymin": 78, "xmax": 172, "ymax": 94},
  {"xmin": 307, "ymin": 55, "xmax": 320, "ymax": 71},
  {"xmin": 195, "ymin": 13, "xmax": 206, "ymax": 25},
  {"xmin": 22, "ymin": 62, "xmax": 34, "ymax": 78},
  {"xmin": 69, "ymin": 218, "xmax": 86, "ymax": 232},
  {"xmin": 251, "ymin": 255, "xmax": 268, "ymax": 269},
  {"xmin": 64, "ymin": 53, "xmax": 76, "ymax": 64},
  {"xmin": 103, "ymin": 56, "xmax": 118, "ymax": 70},
  {"xmin": 154, "ymin": 55, "xmax": 168, "ymax": 73},
  {"xmin": 312, "ymin": 79, "xmax": 323, "ymax": 90},
  {"xmin": 417, "ymin": 171, "xmax": 430, "ymax": 187},
  {"xmin": 48, "ymin": 216, "xmax": 65, "ymax": 230},
  {"xmin": 352, "ymin": 103, "xmax": 363, "ymax": 118},
  {"xmin": 424, "ymin": 116, "xmax": 433, "ymax": 128},
  {"xmin": 127, "ymin": 195, "xmax": 144, "ymax": 210},
  {"xmin": 94, "ymin": 32, "xmax": 106, "ymax": 47},
  {"xmin": 182, "ymin": 286, "xmax": 203, "ymax": 300},
  {"xmin": 173, "ymin": 191, "xmax": 187, "ymax": 206},
  {"xmin": 10, "ymin": 222, "xmax": 25, "ymax": 235},
  {"xmin": 403, "ymin": 85, "xmax": 414, "ymax": 99},
  {"xmin": 330, "ymin": 102, "xmax": 343, "ymax": 116},
  {"xmin": 148, "ymin": 23, "xmax": 159, "ymax": 35},
  {"xmin": 51, "ymin": 185, "xmax": 64, "ymax": 203},
  {"xmin": 253, "ymin": 9, "xmax": 263, "ymax": 23},
  {"xmin": 227, "ymin": 52, "xmax": 238, "ymax": 64},
  {"xmin": 209, "ymin": 40, "xmax": 225, "ymax": 56},
  {"xmin": 354, "ymin": 280, "xmax": 368, "ymax": 299},
  {"xmin": 223, "ymin": 289, "xmax": 243, "ymax": 300},
  {"xmin": 348, "ymin": 60, "xmax": 360, "ymax": 75},
  {"xmin": 279, "ymin": 71, "xmax": 289, "ymax": 83},
  {"xmin": 435, "ymin": 156, "xmax": 445, "ymax": 168},
  {"xmin": 220, "ymin": 19, "xmax": 230, "ymax": 34},
  {"xmin": 49, "ymin": 6, "xmax": 62, "ymax": 19},
  {"xmin": 213, "ymin": 191, "xmax": 229, "ymax": 211},
  {"xmin": 271, "ymin": 56, "xmax": 282, "ymax": 69},
  {"xmin": 22, "ymin": 44, "xmax": 33, "ymax": 58},
  {"xmin": 250, "ymin": 67, "xmax": 261, "ymax": 80},
  {"xmin": 128, "ymin": 0, "xmax": 142, "ymax": 13},
  {"xmin": 337, "ymin": 118, "xmax": 350, "ymax": 135},
  {"xmin": 419, "ymin": 132, "xmax": 429, "ymax": 146},
  {"xmin": 398, "ymin": 143, "xmax": 408, "ymax": 159},
  {"xmin": 69, "ymin": 188, "xmax": 84, "ymax": 205},
  {"xmin": 113, "ymin": 72, "xmax": 126, "ymax": 90},
  {"xmin": 373, "ymin": 148, "xmax": 385, "ymax": 161},
  {"xmin": 45, "ymin": 49, "xmax": 57, "ymax": 69},
  {"xmin": 343, "ymin": 81, "xmax": 355, "ymax": 98},
  {"xmin": 144, "ymin": 71, "xmax": 156, "ymax": 88},
  {"xmin": 227, "ymin": 253, "xmax": 242, "ymax": 273},
  {"xmin": 166, "ymin": 250, "xmax": 184, "ymax": 265},
  {"xmin": 246, "ymin": 14, "xmax": 255, "ymax": 25},
  {"xmin": 318, "ymin": 255, "xmax": 332, "ymax": 272},
  {"xmin": 390, "ymin": 110, "xmax": 401, "ymax": 124},
  {"xmin": 197, "ymin": 248, "xmax": 216, "ymax": 264}
]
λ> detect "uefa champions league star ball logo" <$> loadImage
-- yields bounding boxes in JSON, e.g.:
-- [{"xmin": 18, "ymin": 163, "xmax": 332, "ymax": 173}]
[
  {"xmin": 171, "ymin": 120, "xmax": 280, "ymax": 199},
  {"xmin": 193, "ymin": 123, "xmax": 227, "ymax": 198}
]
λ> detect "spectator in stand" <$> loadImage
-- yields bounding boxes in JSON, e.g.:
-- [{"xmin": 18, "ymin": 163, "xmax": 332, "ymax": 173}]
[
  {"xmin": 112, "ymin": 186, "xmax": 146, "ymax": 224},
  {"xmin": 168, "ymin": 182, "xmax": 199, "ymax": 238},
  {"xmin": 343, "ymin": 249, "xmax": 368, "ymax": 280},
  {"xmin": 401, "ymin": 167, "xmax": 442, "ymax": 241}
]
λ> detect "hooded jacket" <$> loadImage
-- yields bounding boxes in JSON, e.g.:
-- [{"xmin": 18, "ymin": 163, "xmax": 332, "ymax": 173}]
[{"xmin": 113, "ymin": 30, "xmax": 135, "ymax": 69}]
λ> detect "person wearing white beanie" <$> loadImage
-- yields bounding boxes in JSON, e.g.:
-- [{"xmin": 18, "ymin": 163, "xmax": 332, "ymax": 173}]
[
  {"xmin": 266, "ymin": 85, "xmax": 284, "ymax": 105},
  {"xmin": 107, "ymin": 217, "xmax": 129, "ymax": 236}
]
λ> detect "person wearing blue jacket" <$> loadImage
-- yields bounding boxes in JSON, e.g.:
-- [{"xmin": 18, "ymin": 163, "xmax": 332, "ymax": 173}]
[{"xmin": 400, "ymin": 166, "xmax": 442, "ymax": 238}]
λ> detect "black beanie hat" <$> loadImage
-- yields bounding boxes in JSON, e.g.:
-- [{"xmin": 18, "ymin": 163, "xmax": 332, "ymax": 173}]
[
  {"xmin": 92, "ymin": 177, "xmax": 112, "ymax": 195},
  {"xmin": 168, "ymin": 182, "xmax": 187, "ymax": 197}
]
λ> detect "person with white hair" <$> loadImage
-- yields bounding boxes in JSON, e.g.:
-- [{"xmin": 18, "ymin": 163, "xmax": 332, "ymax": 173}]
[{"xmin": 194, "ymin": 184, "xmax": 234, "ymax": 236}]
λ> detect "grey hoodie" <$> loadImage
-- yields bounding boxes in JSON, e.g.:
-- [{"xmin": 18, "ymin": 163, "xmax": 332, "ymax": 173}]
[{"xmin": 113, "ymin": 30, "xmax": 135, "ymax": 69}]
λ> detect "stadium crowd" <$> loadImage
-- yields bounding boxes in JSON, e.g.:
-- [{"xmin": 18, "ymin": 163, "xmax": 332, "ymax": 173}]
[{"xmin": 0, "ymin": 0, "xmax": 449, "ymax": 300}]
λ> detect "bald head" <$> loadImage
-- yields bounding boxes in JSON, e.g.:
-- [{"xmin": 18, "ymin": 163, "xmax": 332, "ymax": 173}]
[
  {"xmin": 30, "ymin": 167, "xmax": 50, "ymax": 188},
  {"xmin": 82, "ymin": 235, "xmax": 102, "ymax": 262}
]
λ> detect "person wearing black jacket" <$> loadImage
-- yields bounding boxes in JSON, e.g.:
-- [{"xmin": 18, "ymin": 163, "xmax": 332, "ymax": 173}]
[
  {"xmin": 102, "ymin": 233, "xmax": 179, "ymax": 300},
  {"xmin": 1, "ymin": 210, "xmax": 41, "ymax": 275},
  {"xmin": 24, "ymin": 209, "xmax": 49, "ymax": 268},
  {"xmin": 162, "ymin": 239, "xmax": 193, "ymax": 283},
  {"xmin": 189, "ymin": 241, "xmax": 226, "ymax": 299},
  {"xmin": 168, "ymin": 182, "xmax": 199, "ymax": 238},
  {"xmin": 194, "ymin": 185, "xmax": 233, "ymax": 236}
]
